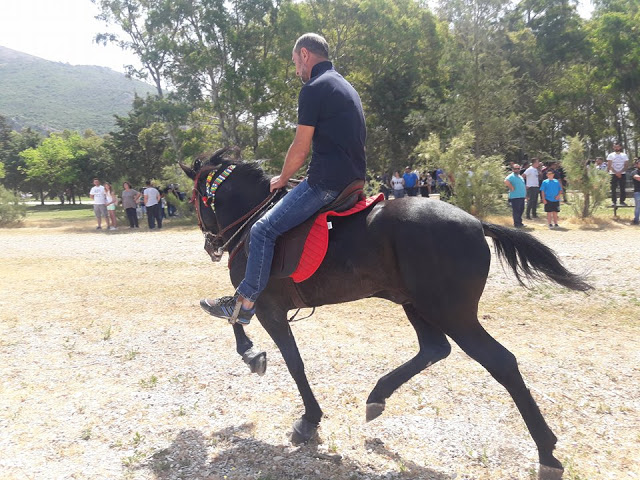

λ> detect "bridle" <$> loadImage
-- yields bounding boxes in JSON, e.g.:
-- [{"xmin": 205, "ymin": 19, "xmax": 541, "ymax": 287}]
[{"xmin": 190, "ymin": 164, "xmax": 280, "ymax": 262}]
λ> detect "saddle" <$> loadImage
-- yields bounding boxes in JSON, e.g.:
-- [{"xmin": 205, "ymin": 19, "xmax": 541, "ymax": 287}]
[{"xmin": 269, "ymin": 180, "xmax": 384, "ymax": 282}]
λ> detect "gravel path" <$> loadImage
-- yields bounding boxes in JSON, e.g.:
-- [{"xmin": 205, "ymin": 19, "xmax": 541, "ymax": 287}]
[{"xmin": 0, "ymin": 218, "xmax": 638, "ymax": 480}]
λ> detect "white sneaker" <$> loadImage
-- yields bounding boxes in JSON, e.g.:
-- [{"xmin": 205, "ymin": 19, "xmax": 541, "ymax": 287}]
[{"xmin": 109, "ymin": 227, "xmax": 117, "ymax": 230}]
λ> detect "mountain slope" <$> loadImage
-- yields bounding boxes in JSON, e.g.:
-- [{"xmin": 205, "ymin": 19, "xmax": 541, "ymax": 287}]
[{"xmin": 0, "ymin": 46, "xmax": 156, "ymax": 135}]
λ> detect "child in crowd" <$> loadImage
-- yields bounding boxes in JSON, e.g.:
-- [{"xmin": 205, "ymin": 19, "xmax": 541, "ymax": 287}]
[{"xmin": 540, "ymin": 169, "xmax": 562, "ymax": 228}]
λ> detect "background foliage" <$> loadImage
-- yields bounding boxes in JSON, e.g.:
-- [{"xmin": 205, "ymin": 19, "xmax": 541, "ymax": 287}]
[{"xmin": 1, "ymin": 0, "xmax": 639, "ymax": 216}]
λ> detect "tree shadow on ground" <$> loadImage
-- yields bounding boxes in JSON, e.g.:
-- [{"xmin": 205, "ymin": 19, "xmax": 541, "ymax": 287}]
[{"xmin": 143, "ymin": 424, "xmax": 453, "ymax": 480}]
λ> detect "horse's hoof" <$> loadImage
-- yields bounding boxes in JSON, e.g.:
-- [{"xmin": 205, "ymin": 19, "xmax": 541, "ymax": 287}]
[
  {"xmin": 366, "ymin": 402, "xmax": 385, "ymax": 422},
  {"xmin": 242, "ymin": 347, "xmax": 267, "ymax": 376},
  {"xmin": 539, "ymin": 465, "xmax": 564, "ymax": 480},
  {"xmin": 290, "ymin": 417, "xmax": 318, "ymax": 444}
]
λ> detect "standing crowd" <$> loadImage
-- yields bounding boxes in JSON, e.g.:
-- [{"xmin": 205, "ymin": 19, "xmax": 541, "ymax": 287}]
[
  {"xmin": 376, "ymin": 142, "xmax": 639, "ymax": 228},
  {"xmin": 89, "ymin": 178, "xmax": 183, "ymax": 231},
  {"xmin": 381, "ymin": 166, "xmax": 452, "ymax": 200}
]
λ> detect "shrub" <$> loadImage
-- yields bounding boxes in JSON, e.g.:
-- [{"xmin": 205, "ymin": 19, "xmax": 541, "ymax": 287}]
[
  {"xmin": 562, "ymin": 136, "xmax": 610, "ymax": 219},
  {"xmin": 414, "ymin": 124, "xmax": 506, "ymax": 218},
  {"xmin": 0, "ymin": 186, "xmax": 27, "ymax": 226}
]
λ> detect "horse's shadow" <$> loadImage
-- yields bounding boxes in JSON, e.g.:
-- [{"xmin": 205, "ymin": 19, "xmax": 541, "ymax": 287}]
[{"xmin": 143, "ymin": 424, "xmax": 452, "ymax": 480}]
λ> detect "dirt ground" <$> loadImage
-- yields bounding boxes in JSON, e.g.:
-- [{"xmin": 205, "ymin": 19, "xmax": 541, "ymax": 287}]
[{"xmin": 0, "ymin": 214, "xmax": 638, "ymax": 480}]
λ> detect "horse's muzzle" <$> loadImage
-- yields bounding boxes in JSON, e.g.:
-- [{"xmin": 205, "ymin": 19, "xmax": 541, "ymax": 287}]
[{"xmin": 204, "ymin": 233, "xmax": 224, "ymax": 262}]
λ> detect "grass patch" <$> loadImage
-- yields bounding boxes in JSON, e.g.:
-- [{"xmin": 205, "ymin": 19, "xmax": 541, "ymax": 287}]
[{"xmin": 26, "ymin": 204, "xmax": 95, "ymax": 224}]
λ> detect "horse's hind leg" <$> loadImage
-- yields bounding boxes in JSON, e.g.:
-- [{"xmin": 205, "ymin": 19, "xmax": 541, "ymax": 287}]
[
  {"xmin": 231, "ymin": 323, "xmax": 266, "ymax": 376},
  {"xmin": 366, "ymin": 304, "xmax": 451, "ymax": 421},
  {"xmin": 446, "ymin": 319, "xmax": 563, "ymax": 476}
]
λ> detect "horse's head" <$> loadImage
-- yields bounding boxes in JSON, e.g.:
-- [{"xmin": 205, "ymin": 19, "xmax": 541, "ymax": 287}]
[{"xmin": 180, "ymin": 147, "xmax": 273, "ymax": 262}]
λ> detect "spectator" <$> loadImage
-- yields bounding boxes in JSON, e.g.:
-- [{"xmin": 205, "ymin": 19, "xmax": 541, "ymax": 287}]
[
  {"xmin": 121, "ymin": 182, "xmax": 141, "ymax": 228},
  {"xmin": 420, "ymin": 172, "xmax": 432, "ymax": 197},
  {"xmin": 540, "ymin": 169, "xmax": 562, "ymax": 229},
  {"xmin": 390, "ymin": 171, "xmax": 405, "ymax": 199},
  {"xmin": 594, "ymin": 157, "xmax": 607, "ymax": 171},
  {"xmin": 89, "ymin": 178, "xmax": 108, "ymax": 230},
  {"xmin": 632, "ymin": 158, "xmax": 640, "ymax": 225},
  {"xmin": 104, "ymin": 182, "xmax": 118, "ymax": 230},
  {"xmin": 523, "ymin": 158, "xmax": 541, "ymax": 219},
  {"xmin": 144, "ymin": 180, "xmax": 163, "ymax": 229},
  {"xmin": 138, "ymin": 191, "xmax": 146, "ymax": 219},
  {"xmin": 607, "ymin": 143, "xmax": 629, "ymax": 206},
  {"xmin": 160, "ymin": 192, "xmax": 167, "ymax": 219},
  {"xmin": 403, "ymin": 166, "xmax": 419, "ymax": 196},
  {"xmin": 167, "ymin": 185, "xmax": 179, "ymax": 216},
  {"xmin": 435, "ymin": 168, "xmax": 451, "ymax": 199},
  {"xmin": 504, "ymin": 164, "xmax": 526, "ymax": 227}
]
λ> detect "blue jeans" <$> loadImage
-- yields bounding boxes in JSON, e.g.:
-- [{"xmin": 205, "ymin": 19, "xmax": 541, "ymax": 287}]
[
  {"xmin": 392, "ymin": 188, "xmax": 405, "ymax": 199},
  {"xmin": 236, "ymin": 180, "xmax": 339, "ymax": 303},
  {"xmin": 634, "ymin": 192, "xmax": 640, "ymax": 223}
]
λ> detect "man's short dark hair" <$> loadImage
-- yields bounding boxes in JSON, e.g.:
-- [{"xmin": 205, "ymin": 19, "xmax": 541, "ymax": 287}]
[
  {"xmin": 145, "ymin": 180, "xmax": 152, "ymax": 186},
  {"xmin": 294, "ymin": 33, "xmax": 329, "ymax": 59}
]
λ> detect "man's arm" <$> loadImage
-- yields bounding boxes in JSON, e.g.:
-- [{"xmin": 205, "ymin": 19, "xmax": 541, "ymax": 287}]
[
  {"xmin": 504, "ymin": 178, "xmax": 514, "ymax": 192},
  {"xmin": 270, "ymin": 125, "xmax": 315, "ymax": 191}
]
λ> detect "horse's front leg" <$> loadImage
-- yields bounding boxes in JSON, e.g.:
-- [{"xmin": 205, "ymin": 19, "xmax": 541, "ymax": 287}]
[
  {"xmin": 231, "ymin": 322, "xmax": 267, "ymax": 376},
  {"xmin": 256, "ymin": 302, "xmax": 322, "ymax": 444}
]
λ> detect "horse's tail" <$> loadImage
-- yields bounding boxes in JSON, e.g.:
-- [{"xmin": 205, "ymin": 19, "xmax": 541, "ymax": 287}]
[{"xmin": 481, "ymin": 222, "xmax": 592, "ymax": 292}]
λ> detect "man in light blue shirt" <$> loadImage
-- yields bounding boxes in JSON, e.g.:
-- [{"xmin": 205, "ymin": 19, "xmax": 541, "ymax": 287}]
[{"xmin": 504, "ymin": 164, "xmax": 526, "ymax": 227}]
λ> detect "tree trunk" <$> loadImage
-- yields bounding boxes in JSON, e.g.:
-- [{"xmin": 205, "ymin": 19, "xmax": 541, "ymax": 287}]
[
  {"xmin": 40, "ymin": 188, "xmax": 45, "ymax": 206},
  {"xmin": 582, "ymin": 192, "xmax": 590, "ymax": 219}
]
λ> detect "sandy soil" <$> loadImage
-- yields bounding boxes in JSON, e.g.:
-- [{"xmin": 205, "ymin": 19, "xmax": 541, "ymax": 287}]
[{"xmin": 0, "ymin": 216, "xmax": 638, "ymax": 480}]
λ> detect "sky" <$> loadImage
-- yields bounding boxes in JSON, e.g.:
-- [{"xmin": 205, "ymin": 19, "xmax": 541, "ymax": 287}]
[
  {"xmin": 0, "ymin": 0, "xmax": 594, "ymax": 74},
  {"xmin": 0, "ymin": 0, "xmax": 140, "ymax": 73}
]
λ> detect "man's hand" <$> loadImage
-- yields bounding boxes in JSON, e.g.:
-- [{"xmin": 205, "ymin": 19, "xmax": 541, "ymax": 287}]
[{"xmin": 270, "ymin": 175, "xmax": 288, "ymax": 192}]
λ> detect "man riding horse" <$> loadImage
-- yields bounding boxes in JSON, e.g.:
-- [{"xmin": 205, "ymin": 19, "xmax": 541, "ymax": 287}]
[{"xmin": 200, "ymin": 33, "xmax": 367, "ymax": 324}]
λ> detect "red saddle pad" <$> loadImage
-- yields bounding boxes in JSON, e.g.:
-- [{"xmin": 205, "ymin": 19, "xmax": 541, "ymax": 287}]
[{"xmin": 291, "ymin": 193, "xmax": 385, "ymax": 283}]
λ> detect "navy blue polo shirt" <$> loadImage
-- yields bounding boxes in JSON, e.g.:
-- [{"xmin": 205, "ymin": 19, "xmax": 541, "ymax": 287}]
[{"xmin": 298, "ymin": 61, "xmax": 367, "ymax": 191}]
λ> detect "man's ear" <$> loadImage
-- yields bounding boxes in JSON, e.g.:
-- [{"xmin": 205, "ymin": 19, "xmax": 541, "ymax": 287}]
[{"xmin": 300, "ymin": 47, "xmax": 309, "ymax": 62}]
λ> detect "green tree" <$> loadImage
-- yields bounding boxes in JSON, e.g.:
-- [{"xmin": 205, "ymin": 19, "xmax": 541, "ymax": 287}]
[
  {"xmin": 106, "ymin": 95, "xmax": 171, "ymax": 185},
  {"xmin": 0, "ymin": 117, "xmax": 42, "ymax": 193},
  {"xmin": 94, "ymin": 0, "xmax": 190, "ymax": 161},
  {"xmin": 347, "ymin": 0, "xmax": 444, "ymax": 173},
  {"xmin": 20, "ymin": 134, "xmax": 76, "ymax": 205},
  {"xmin": 414, "ymin": 124, "xmax": 505, "ymax": 217},
  {"xmin": 438, "ymin": 0, "xmax": 519, "ymax": 157},
  {"xmin": 590, "ymin": 0, "xmax": 640, "ymax": 131}
]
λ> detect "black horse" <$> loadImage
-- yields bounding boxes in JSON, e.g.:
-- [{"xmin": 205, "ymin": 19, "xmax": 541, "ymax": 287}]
[{"xmin": 181, "ymin": 149, "xmax": 591, "ymax": 479}]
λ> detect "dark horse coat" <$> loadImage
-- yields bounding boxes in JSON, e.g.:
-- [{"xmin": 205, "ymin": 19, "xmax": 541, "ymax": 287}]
[{"xmin": 181, "ymin": 149, "xmax": 591, "ymax": 479}]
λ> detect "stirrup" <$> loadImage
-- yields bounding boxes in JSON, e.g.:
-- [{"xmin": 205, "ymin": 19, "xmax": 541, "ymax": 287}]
[{"xmin": 228, "ymin": 300, "xmax": 243, "ymax": 325}]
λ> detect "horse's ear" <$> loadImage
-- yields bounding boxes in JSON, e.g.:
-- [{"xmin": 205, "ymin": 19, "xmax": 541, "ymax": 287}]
[
  {"xmin": 209, "ymin": 147, "xmax": 230, "ymax": 166},
  {"xmin": 179, "ymin": 161, "xmax": 196, "ymax": 180}
]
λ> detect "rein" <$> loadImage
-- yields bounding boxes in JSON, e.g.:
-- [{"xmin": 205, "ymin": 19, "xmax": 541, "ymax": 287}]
[{"xmin": 191, "ymin": 164, "xmax": 280, "ymax": 262}]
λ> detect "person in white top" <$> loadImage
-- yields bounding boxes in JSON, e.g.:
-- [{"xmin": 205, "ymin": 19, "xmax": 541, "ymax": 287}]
[
  {"xmin": 104, "ymin": 182, "xmax": 118, "ymax": 230},
  {"xmin": 89, "ymin": 178, "xmax": 109, "ymax": 230},
  {"xmin": 143, "ymin": 180, "xmax": 163, "ymax": 229},
  {"xmin": 606, "ymin": 143, "xmax": 629, "ymax": 206},
  {"xmin": 594, "ymin": 157, "xmax": 607, "ymax": 171},
  {"xmin": 523, "ymin": 158, "xmax": 541, "ymax": 219},
  {"xmin": 390, "ymin": 170, "xmax": 405, "ymax": 199}
]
